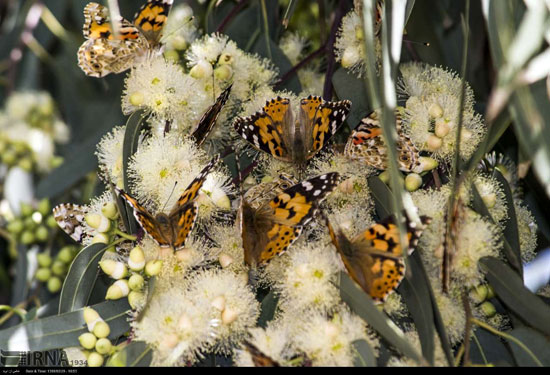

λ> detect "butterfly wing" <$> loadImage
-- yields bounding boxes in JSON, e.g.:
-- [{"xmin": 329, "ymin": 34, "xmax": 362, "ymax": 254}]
[
  {"xmin": 116, "ymin": 188, "xmax": 171, "ymax": 247},
  {"xmin": 344, "ymin": 110, "xmax": 421, "ymax": 173},
  {"xmin": 242, "ymin": 341, "xmax": 281, "ymax": 367},
  {"xmin": 167, "ymin": 202, "xmax": 198, "ymax": 249},
  {"xmin": 233, "ymin": 97, "xmax": 293, "ymax": 162},
  {"xmin": 53, "ymin": 204, "xmax": 88, "ymax": 243},
  {"xmin": 191, "ymin": 85, "xmax": 232, "ymax": 146},
  {"xmin": 174, "ymin": 155, "xmax": 220, "ymax": 208},
  {"xmin": 133, "ymin": 0, "xmax": 173, "ymax": 44},
  {"xmin": 299, "ymin": 96, "xmax": 351, "ymax": 159}
]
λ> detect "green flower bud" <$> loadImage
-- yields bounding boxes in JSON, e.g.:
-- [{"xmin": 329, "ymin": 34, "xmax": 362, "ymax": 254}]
[
  {"xmin": 35, "ymin": 225, "xmax": 49, "ymax": 242},
  {"xmin": 51, "ymin": 260, "xmax": 67, "ymax": 277},
  {"xmin": 78, "ymin": 332, "xmax": 97, "ymax": 350},
  {"xmin": 218, "ymin": 52, "xmax": 233, "ymax": 65},
  {"xmin": 127, "ymin": 291, "xmax": 146, "ymax": 310},
  {"xmin": 95, "ymin": 338, "xmax": 112, "ymax": 355},
  {"xmin": 128, "ymin": 246, "xmax": 146, "ymax": 271},
  {"xmin": 47, "ymin": 276, "xmax": 62, "ymax": 293},
  {"xmin": 7, "ymin": 219, "xmax": 24, "ymax": 235},
  {"xmin": 13, "ymin": 141, "xmax": 29, "ymax": 154},
  {"xmin": 164, "ymin": 49, "xmax": 180, "ymax": 62},
  {"xmin": 428, "ymin": 103, "xmax": 444, "ymax": 118},
  {"xmin": 101, "ymin": 202, "xmax": 119, "ymax": 220},
  {"xmin": 418, "ymin": 156, "xmax": 438, "ymax": 172},
  {"xmin": 93, "ymin": 320, "xmax": 111, "ymax": 339},
  {"xmin": 2, "ymin": 149, "xmax": 17, "ymax": 166},
  {"xmin": 46, "ymin": 215, "xmax": 58, "ymax": 229},
  {"xmin": 469, "ymin": 284, "xmax": 488, "ymax": 304},
  {"xmin": 91, "ymin": 233, "xmax": 110, "ymax": 245},
  {"xmin": 83, "ymin": 307, "xmax": 102, "ymax": 332},
  {"xmin": 99, "ymin": 259, "xmax": 128, "ymax": 280},
  {"xmin": 20, "ymin": 230, "xmax": 36, "ymax": 245},
  {"xmin": 145, "ymin": 260, "xmax": 163, "ymax": 277},
  {"xmin": 85, "ymin": 213, "xmax": 111, "ymax": 232},
  {"xmin": 486, "ymin": 284, "xmax": 495, "ymax": 299},
  {"xmin": 57, "ymin": 246, "xmax": 76, "ymax": 264},
  {"xmin": 35, "ymin": 267, "xmax": 51, "ymax": 282},
  {"xmin": 37, "ymin": 252, "xmax": 52, "ymax": 267},
  {"xmin": 214, "ymin": 65, "xmax": 233, "ymax": 81},
  {"xmin": 20, "ymin": 202, "xmax": 34, "ymax": 218},
  {"xmin": 480, "ymin": 301, "xmax": 496, "ymax": 318},
  {"xmin": 405, "ymin": 173, "xmax": 423, "ymax": 192},
  {"xmin": 105, "ymin": 279, "xmax": 130, "ymax": 300},
  {"xmin": 24, "ymin": 216, "xmax": 37, "ymax": 230},
  {"xmin": 190, "ymin": 60, "xmax": 213, "ymax": 79},
  {"xmin": 426, "ymin": 134, "xmax": 443, "ymax": 151},
  {"xmin": 128, "ymin": 274, "xmax": 145, "ymax": 291},
  {"xmin": 37, "ymin": 198, "xmax": 51, "ymax": 216},
  {"xmin": 87, "ymin": 352, "xmax": 104, "ymax": 367},
  {"xmin": 378, "ymin": 170, "xmax": 390, "ymax": 184},
  {"xmin": 17, "ymin": 157, "xmax": 33, "ymax": 172},
  {"xmin": 171, "ymin": 35, "xmax": 188, "ymax": 50}
]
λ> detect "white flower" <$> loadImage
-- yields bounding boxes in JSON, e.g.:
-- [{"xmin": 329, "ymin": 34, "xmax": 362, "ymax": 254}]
[
  {"xmin": 233, "ymin": 322, "xmax": 293, "ymax": 366},
  {"xmin": 279, "ymin": 32, "xmax": 307, "ymax": 65},
  {"xmin": 95, "ymin": 125, "xmax": 126, "ymax": 186},
  {"xmin": 162, "ymin": 4, "xmax": 198, "ymax": 51}
]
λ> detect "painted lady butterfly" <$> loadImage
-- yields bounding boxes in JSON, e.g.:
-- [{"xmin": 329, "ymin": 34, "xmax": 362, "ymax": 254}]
[
  {"xmin": 344, "ymin": 109, "xmax": 422, "ymax": 173},
  {"xmin": 53, "ymin": 204, "xmax": 88, "ymax": 243},
  {"xmin": 78, "ymin": 0, "xmax": 173, "ymax": 77},
  {"xmin": 233, "ymin": 96, "xmax": 351, "ymax": 166},
  {"xmin": 242, "ymin": 173, "xmax": 297, "ymax": 210},
  {"xmin": 325, "ymin": 211, "xmax": 430, "ymax": 303},
  {"xmin": 116, "ymin": 155, "xmax": 219, "ymax": 250},
  {"xmin": 242, "ymin": 341, "xmax": 280, "ymax": 367},
  {"xmin": 239, "ymin": 172, "xmax": 340, "ymax": 269},
  {"xmin": 191, "ymin": 84, "xmax": 232, "ymax": 147}
]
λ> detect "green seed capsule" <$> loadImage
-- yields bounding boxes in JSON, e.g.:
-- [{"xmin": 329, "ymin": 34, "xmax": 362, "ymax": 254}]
[{"xmin": 47, "ymin": 276, "xmax": 62, "ymax": 293}]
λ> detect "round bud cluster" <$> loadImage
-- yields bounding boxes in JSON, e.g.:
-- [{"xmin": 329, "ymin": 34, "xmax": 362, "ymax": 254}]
[
  {"xmin": 78, "ymin": 308, "xmax": 114, "ymax": 367},
  {"xmin": 6, "ymin": 199, "xmax": 58, "ymax": 246},
  {"xmin": 84, "ymin": 202, "xmax": 120, "ymax": 245},
  {"xmin": 0, "ymin": 135, "xmax": 39, "ymax": 172},
  {"xmin": 469, "ymin": 283, "xmax": 497, "ymax": 318},
  {"xmin": 190, "ymin": 52, "xmax": 234, "ymax": 82},
  {"xmin": 35, "ymin": 245, "xmax": 79, "ymax": 293},
  {"xmin": 102, "ymin": 245, "xmax": 162, "ymax": 309}
]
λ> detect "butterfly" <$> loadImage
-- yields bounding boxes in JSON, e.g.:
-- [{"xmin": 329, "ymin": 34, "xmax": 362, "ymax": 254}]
[
  {"xmin": 243, "ymin": 173, "xmax": 297, "ymax": 210},
  {"xmin": 53, "ymin": 204, "xmax": 89, "ymax": 243},
  {"xmin": 344, "ymin": 109, "xmax": 422, "ymax": 173},
  {"xmin": 242, "ymin": 341, "xmax": 280, "ymax": 367},
  {"xmin": 325, "ymin": 211, "xmax": 430, "ymax": 303},
  {"xmin": 233, "ymin": 96, "xmax": 351, "ymax": 166},
  {"xmin": 239, "ymin": 172, "xmax": 340, "ymax": 269},
  {"xmin": 191, "ymin": 84, "xmax": 232, "ymax": 147},
  {"xmin": 116, "ymin": 155, "xmax": 219, "ymax": 250},
  {"xmin": 77, "ymin": 0, "xmax": 173, "ymax": 77}
]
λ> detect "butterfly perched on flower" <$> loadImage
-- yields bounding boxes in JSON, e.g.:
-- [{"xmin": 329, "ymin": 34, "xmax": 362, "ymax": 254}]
[
  {"xmin": 243, "ymin": 173, "xmax": 297, "ymax": 210},
  {"xmin": 191, "ymin": 84, "xmax": 232, "ymax": 147},
  {"xmin": 233, "ymin": 96, "xmax": 351, "ymax": 166},
  {"xmin": 53, "ymin": 204, "xmax": 89, "ymax": 243},
  {"xmin": 344, "ymin": 109, "xmax": 422, "ymax": 173},
  {"xmin": 325, "ymin": 211, "xmax": 430, "ymax": 303},
  {"xmin": 241, "ymin": 341, "xmax": 280, "ymax": 367},
  {"xmin": 238, "ymin": 172, "xmax": 340, "ymax": 269},
  {"xmin": 116, "ymin": 155, "xmax": 219, "ymax": 250},
  {"xmin": 78, "ymin": 0, "xmax": 173, "ymax": 77}
]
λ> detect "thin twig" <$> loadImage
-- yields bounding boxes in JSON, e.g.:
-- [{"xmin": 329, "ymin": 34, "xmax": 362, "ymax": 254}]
[
  {"xmin": 322, "ymin": 0, "xmax": 346, "ymax": 100},
  {"xmin": 216, "ymin": 0, "xmax": 248, "ymax": 33},
  {"xmin": 461, "ymin": 293, "xmax": 473, "ymax": 366},
  {"xmin": 273, "ymin": 44, "xmax": 326, "ymax": 89}
]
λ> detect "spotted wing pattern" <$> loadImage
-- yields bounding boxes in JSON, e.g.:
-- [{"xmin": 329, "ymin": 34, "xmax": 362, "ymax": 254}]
[
  {"xmin": 53, "ymin": 204, "xmax": 88, "ymax": 243},
  {"xmin": 344, "ymin": 110, "xmax": 422, "ymax": 173},
  {"xmin": 326, "ymin": 212, "xmax": 430, "ymax": 303},
  {"xmin": 133, "ymin": 0, "xmax": 173, "ymax": 43}
]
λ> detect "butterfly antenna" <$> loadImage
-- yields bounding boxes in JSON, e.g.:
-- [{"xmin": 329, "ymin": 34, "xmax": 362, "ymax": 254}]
[
  {"xmin": 234, "ymin": 149, "xmax": 244, "ymax": 196},
  {"xmin": 161, "ymin": 181, "xmax": 178, "ymax": 212},
  {"xmin": 159, "ymin": 16, "xmax": 195, "ymax": 43},
  {"xmin": 402, "ymin": 38, "xmax": 430, "ymax": 47}
]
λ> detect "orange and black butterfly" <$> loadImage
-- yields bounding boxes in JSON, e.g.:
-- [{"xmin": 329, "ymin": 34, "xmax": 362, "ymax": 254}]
[
  {"xmin": 116, "ymin": 155, "xmax": 219, "ymax": 250},
  {"xmin": 325, "ymin": 211, "xmax": 430, "ymax": 303},
  {"xmin": 78, "ymin": 0, "xmax": 173, "ymax": 77},
  {"xmin": 239, "ymin": 172, "xmax": 340, "ymax": 269}
]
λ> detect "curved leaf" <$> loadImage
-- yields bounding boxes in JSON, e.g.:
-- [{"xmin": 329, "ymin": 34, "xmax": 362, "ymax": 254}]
[
  {"xmin": 508, "ymin": 327, "xmax": 550, "ymax": 366},
  {"xmin": 0, "ymin": 299, "xmax": 130, "ymax": 352},
  {"xmin": 367, "ymin": 176, "xmax": 393, "ymax": 219},
  {"xmin": 257, "ymin": 290, "xmax": 278, "ymax": 328},
  {"xmin": 352, "ymin": 339, "xmax": 377, "ymax": 367},
  {"xmin": 339, "ymin": 272, "xmax": 423, "ymax": 363},
  {"xmin": 58, "ymin": 243, "xmax": 108, "ymax": 314},
  {"xmin": 107, "ymin": 341, "xmax": 153, "ymax": 367},
  {"xmin": 480, "ymin": 257, "xmax": 550, "ymax": 336},
  {"xmin": 332, "ymin": 67, "xmax": 371, "ymax": 128}
]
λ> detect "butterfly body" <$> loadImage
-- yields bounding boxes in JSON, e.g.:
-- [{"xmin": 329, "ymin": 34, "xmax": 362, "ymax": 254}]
[
  {"xmin": 117, "ymin": 156, "xmax": 219, "ymax": 250},
  {"xmin": 326, "ymin": 212, "xmax": 430, "ymax": 302},
  {"xmin": 239, "ymin": 173, "xmax": 340, "ymax": 269},
  {"xmin": 344, "ymin": 110, "xmax": 422, "ymax": 173},
  {"xmin": 234, "ymin": 96, "xmax": 351, "ymax": 166},
  {"xmin": 78, "ymin": 0, "xmax": 173, "ymax": 77},
  {"xmin": 191, "ymin": 85, "xmax": 233, "ymax": 146}
]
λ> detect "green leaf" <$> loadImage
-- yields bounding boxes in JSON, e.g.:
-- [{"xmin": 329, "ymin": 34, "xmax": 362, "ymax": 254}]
[
  {"xmin": 332, "ymin": 67, "xmax": 371, "ymax": 128},
  {"xmin": 398, "ymin": 252, "xmax": 434, "ymax": 365},
  {"xmin": 508, "ymin": 327, "xmax": 550, "ymax": 367},
  {"xmin": 468, "ymin": 328, "xmax": 514, "ymax": 366},
  {"xmin": 352, "ymin": 339, "xmax": 377, "ymax": 367},
  {"xmin": 480, "ymin": 257, "xmax": 550, "ymax": 336},
  {"xmin": 367, "ymin": 176, "xmax": 393, "ymax": 219},
  {"xmin": 106, "ymin": 341, "xmax": 153, "ymax": 367},
  {"xmin": 58, "ymin": 243, "xmax": 108, "ymax": 314},
  {"xmin": 339, "ymin": 272, "xmax": 423, "ymax": 363},
  {"xmin": 0, "ymin": 300, "xmax": 130, "ymax": 352},
  {"xmin": 135, "ymin": 276, "xmax": 156, "ymax": 322},
  {"xmin": 257, "ymin": 290, "xmax": 278, "ymax": 328}
]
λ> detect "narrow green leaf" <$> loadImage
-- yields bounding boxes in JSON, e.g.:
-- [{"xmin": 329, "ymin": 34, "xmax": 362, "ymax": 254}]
[
  {"xmin": 480, "ymin": 257, "xmax": 550, "ymax": 336},
  {"xmin": 135, "ymin": 276, "xmax": 156, "ymax": 322},
  {"xmin": 58, "ymin": 243, "xmax": 108, "ymax": 314},
  {"xmin": 367, "ymin": 176, "xmax": 392, "ymax": 219},
  {"xmin": 332, "ymin": 67, "xmax": 371, "ymax": 128},
  {"xmin": 468, "ymin": 329, "xmax": 514, "ymax": 366},
  {"xmin": 282, "ymin": 0, "xmax": 298, "ymax": 28},
  {"xmin": 352, "ymin": 339, "xmax": 377, "ymax": 367},
  {"xmin": 508, "ymin": 327, "xmax": 550, "ymax": 366},
  {"xmin": 106, "ymin": 341, "xmax": 153, "ymax": 367},
  {"xmin": 399, "ymin": 252, "xmax": 434, "ymax": 365},
  {"xmin": 339, "ymin": 272, "xmax": 423, "ymax": 363},
  {"xmin": 257, "ymin": 291, "xmax": 278, "ymax": 328},
  {"xmin": 0, "ymin": 300, "xmax": 130, "ymax": 352}
]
